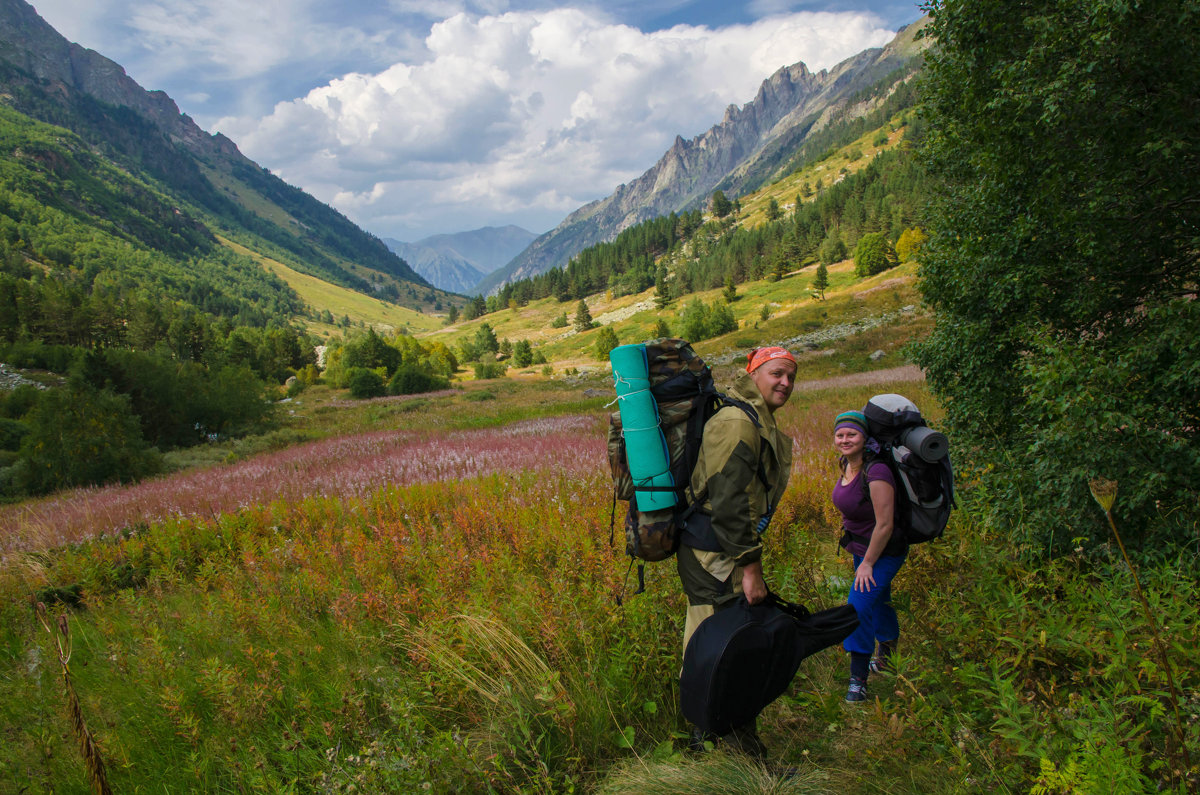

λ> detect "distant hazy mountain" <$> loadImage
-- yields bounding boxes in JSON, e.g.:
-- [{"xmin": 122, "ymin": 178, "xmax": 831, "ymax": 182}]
[
  {"xmin": 0, "ymin": 0, "xmax": 429, "ymax": 305},
  {"xmin": 385, "ymin": 226, "xmax": 536, "ymax": 294},
  {"xmin": 477, "ymin": 19, "xmax": 928, "ymax": 295}
]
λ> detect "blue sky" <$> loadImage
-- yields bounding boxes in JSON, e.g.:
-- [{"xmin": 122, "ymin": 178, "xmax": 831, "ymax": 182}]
[{"xmin": 31, "ymin": 1, "xmax": 923, "ymax": 240}]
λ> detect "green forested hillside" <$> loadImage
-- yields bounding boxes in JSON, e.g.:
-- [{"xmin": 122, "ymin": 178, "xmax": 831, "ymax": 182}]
[
  {"xmin": 0, "ymin": 61, "xmax": 429, "ymax": 298},
  {"xmin": 482, "ymin": 112, "xmax": 925, "ymax": 313},
  {"xmin": 0, "ymin": 101, "xmax": 456, "ymax": 501},
  {"xmin": 0, "ymin": 105, "xmax": 302, "ymax": 329}
]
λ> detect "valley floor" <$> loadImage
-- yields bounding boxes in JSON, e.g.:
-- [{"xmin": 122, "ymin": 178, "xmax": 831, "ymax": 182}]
[{"xmin": 0, "ymin": 371, "xmax": 1195, "ymax": 793}]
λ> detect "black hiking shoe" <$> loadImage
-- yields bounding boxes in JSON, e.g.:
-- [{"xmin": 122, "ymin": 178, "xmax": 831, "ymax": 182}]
[
  {"xmin": 845, "ymin": 676, "xmax": 868, "ymax": 703},
  {"xmin": 719, "ymin": 723, "xmax": 768, "ymax": 759}
]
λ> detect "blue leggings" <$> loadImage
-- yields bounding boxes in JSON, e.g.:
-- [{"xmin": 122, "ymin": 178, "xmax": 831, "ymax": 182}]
[{"xmin": 843, "ymin": 553, "xmax": 905, "ymax": 655}]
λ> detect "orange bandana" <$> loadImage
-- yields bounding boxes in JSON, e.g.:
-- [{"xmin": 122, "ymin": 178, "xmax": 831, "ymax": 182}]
[{"xmin": 746, "ymin": 346, "xmax": 796, "ymax": 373}]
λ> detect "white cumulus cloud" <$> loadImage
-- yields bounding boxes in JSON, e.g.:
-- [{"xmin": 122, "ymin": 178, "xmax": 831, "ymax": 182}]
[{"xmin": 220, "ymin": 8, "xmax": 896, "ymax": 238}]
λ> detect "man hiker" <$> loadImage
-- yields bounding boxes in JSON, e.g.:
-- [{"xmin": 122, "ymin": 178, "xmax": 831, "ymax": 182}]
[{"xmin": 676, "ymin": 345, "xmax": 796, "ymax": 756}]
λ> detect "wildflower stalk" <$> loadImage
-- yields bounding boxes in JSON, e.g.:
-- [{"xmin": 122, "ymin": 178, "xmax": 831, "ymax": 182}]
[
  {"xmin": 1088, "ymin": 479, "xmax": 1192, "ymax": 781},
  {"xmin": 35, "ymin": 602, "xmax": 113, "ymax": 795}
]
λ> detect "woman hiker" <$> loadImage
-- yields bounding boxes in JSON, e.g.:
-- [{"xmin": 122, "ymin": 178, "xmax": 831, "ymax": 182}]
[
  {"xmin": 831, "ymin": 409, "xmax": 906, "ymax": 702},
  {"xmin": 677, "ymin": 346, "xmax": 796, "ymax": 756}
]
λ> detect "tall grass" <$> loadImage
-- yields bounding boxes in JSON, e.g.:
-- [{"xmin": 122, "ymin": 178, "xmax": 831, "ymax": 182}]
[{"xmin": 0, "ymin": 376, "xmax": 1195, "ymax": 792}]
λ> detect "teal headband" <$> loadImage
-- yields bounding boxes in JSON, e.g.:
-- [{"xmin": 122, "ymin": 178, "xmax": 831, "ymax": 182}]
[{"xmin": 834, "ymin": 410, "xmax": 868, "ymax": 435}]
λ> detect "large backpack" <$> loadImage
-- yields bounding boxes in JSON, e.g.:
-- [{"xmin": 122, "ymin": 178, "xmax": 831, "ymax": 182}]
[
  {"xmin": 607, "ymin": 339, "xmax": 760, "ymax": 590},
  {"xmin": 861, "ymin": 393, "xmax": 956, "ymax": 544}
]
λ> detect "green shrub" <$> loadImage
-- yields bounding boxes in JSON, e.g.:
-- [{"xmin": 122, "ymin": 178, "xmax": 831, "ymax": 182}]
[
  {"xmin": 12, "ymin": 384, "xmax": 161, "ymax": 494},
  {"xmin": 594, "ymin": 327, "xmax": 619, "ymax": 360},
  {"xmin": 0, "ymin": 341, "xmax": 82, "ymax": 373},
  {"xmin": 0, "ymin": 417, "xmax": 28, "ymax": 451},
  {"xmin": 853, "ymin": 232, "xmax": 897, "ymax": 277},
  {"xmin": 0, "ymin": 385, "xmax": 40, "ymax": 419},
  {"xmin": 473, "ymin": 362, "xmax": 506, "ymax": 380},
  {"xmin": 388, "ymin": 365, "xmax": 449, "ymax": 396},
  {"xmin": 347, "ymin": 368, "xmax": 386, "ymax": 399}
]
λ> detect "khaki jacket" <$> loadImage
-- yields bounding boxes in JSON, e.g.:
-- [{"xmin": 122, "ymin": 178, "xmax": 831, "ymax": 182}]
[{"xmin": 686, "ymin": 371, "xmax": 793, "ymax": 565}]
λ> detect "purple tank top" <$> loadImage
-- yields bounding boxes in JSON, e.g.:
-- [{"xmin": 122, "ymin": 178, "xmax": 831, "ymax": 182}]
[{"xmin": 832, "ymin": 460, "xmax": 895, "ymax": 556}]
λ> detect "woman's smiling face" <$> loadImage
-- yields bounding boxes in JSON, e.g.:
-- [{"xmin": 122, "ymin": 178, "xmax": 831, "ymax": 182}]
[{"xmin": 834, "ymin": 426, "xmax": 865, "ymax": 458}]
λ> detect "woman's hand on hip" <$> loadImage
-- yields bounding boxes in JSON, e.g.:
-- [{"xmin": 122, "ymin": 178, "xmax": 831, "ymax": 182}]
[{"xmin": 854, "ymin": 561, "xmax": 876, "ymax": 592}]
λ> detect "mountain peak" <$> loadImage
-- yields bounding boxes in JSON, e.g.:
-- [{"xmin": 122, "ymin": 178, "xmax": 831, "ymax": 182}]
[{"xmin": 477, "ymin": 25, "xmax": 924, "ymax": 295}]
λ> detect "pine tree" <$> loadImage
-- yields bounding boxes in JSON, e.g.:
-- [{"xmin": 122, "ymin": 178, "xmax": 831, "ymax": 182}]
[
  {"xmin": 711, "ymin": 190, "xmax": 733, "ymax": 218},
  {"xmin": 654, "ymin": 267, "xmax": 671, "ymax": 309},
  {"xmin": 812, "ymin": 262, "xmax": 829, "ymax": 300},
  {"xmin": 574, "ymin": 300, "xmax": 594, "ymax": 332}
]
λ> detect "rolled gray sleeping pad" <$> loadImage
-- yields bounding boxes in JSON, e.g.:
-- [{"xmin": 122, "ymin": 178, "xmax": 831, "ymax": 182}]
[{"xmin": 899, "ymin": 425, "xmax": 949, "ymax": 462}]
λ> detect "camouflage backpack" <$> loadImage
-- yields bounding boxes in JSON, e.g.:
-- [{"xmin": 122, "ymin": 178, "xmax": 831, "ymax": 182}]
[{"xmin": 607, "ymin": 339, "xmax": 759, "ymax": 592}]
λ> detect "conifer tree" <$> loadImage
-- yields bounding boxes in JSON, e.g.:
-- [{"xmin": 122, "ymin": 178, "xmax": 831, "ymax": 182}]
[
  {"xmin": 710, "ymin": 190, "xmax": 732, "ymax": 218},
  {"xmin": 654, "ymin": 267, "xmax": 670, "ymax": 309},
  {"xmin": 573, "ymin": 300, "xmax": 594, "ymax": 332},
  {"xmin": 595, "ymin": 326, "xmax": 619, "ymax": 359},
  {"xmin": 812, "ymin": 262, "xmax": 829, "ymax": 300}
]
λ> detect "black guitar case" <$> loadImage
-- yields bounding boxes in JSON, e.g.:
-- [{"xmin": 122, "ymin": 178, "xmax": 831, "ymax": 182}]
[{"xmin": 680, "ymin": 593, "xmax": 859, "ymax": 734}]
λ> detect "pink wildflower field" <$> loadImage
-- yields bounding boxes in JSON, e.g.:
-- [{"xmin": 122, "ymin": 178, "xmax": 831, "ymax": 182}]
[{"xmin": 0, "ymin": 414, "xmax": 606, "ymax": 555}]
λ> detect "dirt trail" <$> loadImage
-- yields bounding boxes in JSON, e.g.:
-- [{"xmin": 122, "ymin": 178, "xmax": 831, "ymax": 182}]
[{"xmin": 795, "ymin": 365, "xmax": 925, "ymax": 392}]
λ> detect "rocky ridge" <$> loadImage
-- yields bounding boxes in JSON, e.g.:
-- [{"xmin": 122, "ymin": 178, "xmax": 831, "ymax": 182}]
[{"xmin": 478, "ymin": 18, "xmax": 929, "ymax": 295}]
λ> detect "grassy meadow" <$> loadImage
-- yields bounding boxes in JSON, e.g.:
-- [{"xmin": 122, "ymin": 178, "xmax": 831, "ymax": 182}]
[
  {"xmin": 1, "ymin": 366, "xmax": 1195, "ymax": 793},
  {"xmin": 218, "ymin": 238, "xmax": 445, "ymax": 338}
]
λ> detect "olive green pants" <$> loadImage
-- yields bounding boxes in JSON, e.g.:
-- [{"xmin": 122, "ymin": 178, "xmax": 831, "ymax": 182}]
[{"xmin": 677, "ymin": 544, "xmax": 744, "ymax": 655}]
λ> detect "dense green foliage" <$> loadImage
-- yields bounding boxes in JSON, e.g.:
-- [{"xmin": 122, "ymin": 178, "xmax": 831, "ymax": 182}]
[
  {"xmin": 853, "ymin": 231, "xmax": 897, "ymax": 277},
  {"xmin": 7, "ymin": 382, "xmax": 161, "ymax": 494},
  {"xmin": 678, "ymin": 297, "xmax": 738, "ymax": 343},
  {"xmin": 594, "ymin": 326, "xmax": 620, "ymax": 360},
  {"xmin": 915, "ymin": 0, "xmax": 1200, "ymax": 553},
  {"xmin": 323, "ymin": 328, "xmax": 457, "ymax": 397},
  {"xmin": 0, "ymin": 343, "xmax": 282, "ymax": 497},
  {"xmin": 710, "ymin": 190, "xmax": 733, "ymax": 218},
  {"xmin": 388, "ymin": 364, "xmax": 449, "ymax": 396}
]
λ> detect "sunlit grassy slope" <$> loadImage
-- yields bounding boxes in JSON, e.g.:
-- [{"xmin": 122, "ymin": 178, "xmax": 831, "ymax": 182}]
[
  {"xmin": 421, "ymin": 256, "xmax": 925, "ymax": 380},
  {"xmin": 219, "ymin": 237, "xmax": 443, "ymax": 336}
]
